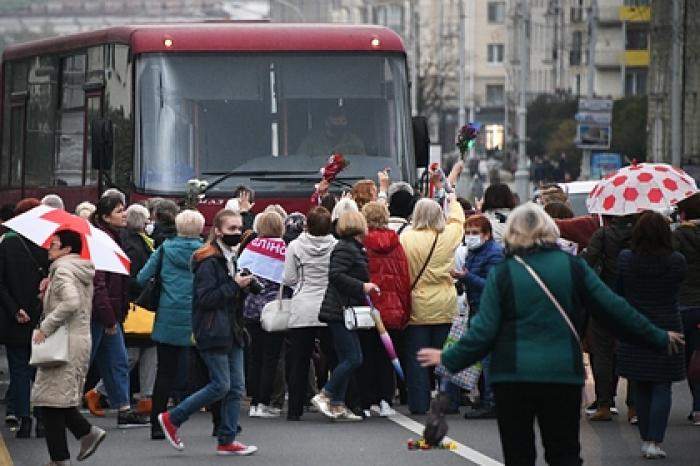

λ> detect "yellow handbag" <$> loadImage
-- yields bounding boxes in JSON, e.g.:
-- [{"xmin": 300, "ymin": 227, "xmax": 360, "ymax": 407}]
[{"xmin": 123, "ymin": 303, "xmax": 155, "ymax": 336}]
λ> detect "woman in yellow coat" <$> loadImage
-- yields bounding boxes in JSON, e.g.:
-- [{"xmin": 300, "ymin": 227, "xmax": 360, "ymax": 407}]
[{"xmin": 400, "ymin": 194, "xmax": 465, "ymax": 413}]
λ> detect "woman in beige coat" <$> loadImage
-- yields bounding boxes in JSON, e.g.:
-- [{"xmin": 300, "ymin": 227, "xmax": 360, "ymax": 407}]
[{"xmin": 31, "ymin": 230, "xmax": 106, "ymax": 466}]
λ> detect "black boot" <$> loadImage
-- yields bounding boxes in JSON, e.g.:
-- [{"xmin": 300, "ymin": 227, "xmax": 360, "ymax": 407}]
[
  {"xmin": 16, "ymin": 417, "xmax": 32, "ymax": 438},
  {"xmin": 35, "ymin": 417, "xmax": 46, "ymax": 438}
]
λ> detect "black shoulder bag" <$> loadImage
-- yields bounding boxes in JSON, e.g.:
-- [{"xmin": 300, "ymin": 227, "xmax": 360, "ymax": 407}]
[
  {"xmin": 410, "ymin": 233, "xmax": 439, "ymax": 291},
  {"xmin": 134, "ymin": 245, "xmax": 165, "ymax": 313}
]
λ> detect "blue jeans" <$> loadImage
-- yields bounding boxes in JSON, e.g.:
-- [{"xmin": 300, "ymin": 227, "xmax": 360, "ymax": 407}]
[
  {"xmin": 635, "ymin": 381, "xmax": 672, "ymax": 442},
  {"xmin": 404, "ymin": 324, "xmax": 460, "ymax": 414},
  {"xmin": 169, "ymin": 346, "xmax": 244, "ymax": 446},
  {"xmin": 90, "ymin": 321, "xmax": 130, "ymax": 408},
  {"xmin": 324, "ymin": 322, "xmax": 363, "ymax": 405},
  {"xmin": 5, "ymin": 346, "xmax": 34, "ymax": 417}
]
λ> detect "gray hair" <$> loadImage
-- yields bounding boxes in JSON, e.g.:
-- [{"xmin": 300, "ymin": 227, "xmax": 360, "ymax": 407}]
[
  {"xmin": 75, "ymin": 201, "xmax": 96, "ymax": 218},
  {"xmin": 40, "ymin": 194, "xmax": 64, "ymax": 210},
  {"xmin": 387, "ymin": 181, "xmax": 414, "ymax": 200},
  {"xmin": 411, "ymin": 199, "xmax": 446, "ymax": 232},
  {"xmin": 331, "ymin": 197, "xmax": 359, "ymax": 222},
  {"xmin": 503, "ymin": 202, "xmax": 560, "ymax": 251},
  {"xmin": 153, "ymin": 199, "xmax": 180, "ymax": 224},
  {"xmin": 126, "ymin": 204, "xmax": 150, "ymax": 232},
  {"xmin": 175, "ymin": 210, "xmax": 205, "ymax": 237},
  {"xmin": 101, "ymin": 188, "xmax": 126, "ymax": 206}
]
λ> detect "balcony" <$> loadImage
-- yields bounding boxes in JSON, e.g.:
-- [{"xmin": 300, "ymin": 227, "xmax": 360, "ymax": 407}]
[
  {"xmin": 619, "ymin": 6, "xmax": 651, "ymax": 22},
  {"xmin": 595, "ymin": 50, "xmax": 622, "ymax": 68},
  {"xmin": 624, "ymin": 50, "xmax": 650, "ymax": 66}
]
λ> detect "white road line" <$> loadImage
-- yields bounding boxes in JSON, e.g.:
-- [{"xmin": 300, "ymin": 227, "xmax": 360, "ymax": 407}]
[{"xmin": 388, "ymin": 411, "xmax": 504, "ymax": 466}]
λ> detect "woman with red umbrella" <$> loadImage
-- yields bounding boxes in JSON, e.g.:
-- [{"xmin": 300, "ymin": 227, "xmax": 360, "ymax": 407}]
[{"xmin": 88, "ymin": 195, "xmax": 148, "ymax": 428}]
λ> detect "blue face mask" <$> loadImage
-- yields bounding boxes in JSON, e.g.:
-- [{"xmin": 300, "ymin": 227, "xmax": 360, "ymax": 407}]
[{"xmin": 464, "ymin": 234, "xmax": 482, "ymax": 250}]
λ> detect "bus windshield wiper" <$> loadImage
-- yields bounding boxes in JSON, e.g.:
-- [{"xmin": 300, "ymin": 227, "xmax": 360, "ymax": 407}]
[{"xmin": 200, "ymin": 170, "xmax": 319, "ymax": 192}]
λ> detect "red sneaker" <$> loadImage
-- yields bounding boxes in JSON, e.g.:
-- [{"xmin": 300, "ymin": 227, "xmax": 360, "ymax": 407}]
[
  {"xmin": 158, "ymin": 412, "xmax": 183, "ymax": 451},
  {"xmin": 216, "ymin": 441, "xmax": 258, "ymax": 456}
]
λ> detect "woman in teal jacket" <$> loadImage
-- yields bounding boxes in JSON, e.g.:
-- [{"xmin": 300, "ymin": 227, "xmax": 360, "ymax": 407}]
[
  {"xmin": 136, "ymin": 210, "xmax": 204, "ymax": 439},
  {"xmin": 418, "ymin": 203, "xmax": 684, "ymax": 466}
]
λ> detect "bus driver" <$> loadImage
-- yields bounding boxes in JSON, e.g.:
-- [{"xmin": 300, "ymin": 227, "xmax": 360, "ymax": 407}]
[{"xmin": 297, "ymin": 107, "xmax": 366, "ymax": 157}]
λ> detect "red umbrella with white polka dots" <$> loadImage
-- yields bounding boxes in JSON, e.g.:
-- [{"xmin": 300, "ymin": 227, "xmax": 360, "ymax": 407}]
[{"xmin": 586, "ymin": 162, "xmax": 698, "ymax": 216}]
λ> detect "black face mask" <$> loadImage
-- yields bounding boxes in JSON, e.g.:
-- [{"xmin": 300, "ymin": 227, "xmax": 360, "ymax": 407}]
[{"xmin": 222, "ymin": 233, "xmax": 241, "ymax": 247}]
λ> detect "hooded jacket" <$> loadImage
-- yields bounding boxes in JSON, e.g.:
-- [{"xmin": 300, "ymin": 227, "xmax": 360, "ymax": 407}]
[
  {"xmin": 283, "ymin": 232, "xmax": 337, "ymax": 328},
  {"xmin": 400, "ymin": 200, "xmax": 465, "ymax": 325},
  {"xmin": 364, "ymin": 228, "xmax": 411, "ymax": 329},
  {"xmin": 137, "ymin": 236, "xmax": 203, "ymax": 347},
  {"xmin": 191, "ymin": 251, "xmax": 247, "ymax": 351},
  {"xmin": 92, "ymin": 224, "xmax": 129, "ymax": 327},
  {"xmin": 32, "ymin": 254, "xmax": 95, "ymax": 408},
  {"xmin": 583, "ymin": 217, "xmax": 634, "ymax": 289},
  {"xmin": 0, "ymin": 232, "xmax": 49, "ymax": 346},
  {"xmin": 672, "ymin": 221, "xmax": 700, "ymax": 307}
]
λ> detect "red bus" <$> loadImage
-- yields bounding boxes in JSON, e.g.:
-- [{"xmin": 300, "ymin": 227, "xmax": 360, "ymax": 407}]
[{"xmin": 0, "ymin": 23, "xmax": 428, "ymax": 217}]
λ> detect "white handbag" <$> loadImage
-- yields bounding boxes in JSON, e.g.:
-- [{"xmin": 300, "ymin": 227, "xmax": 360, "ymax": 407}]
[
  {"xmin": 343, "ymin": 306, "xmax": 375, "ymax": 331},
  {"xmin": 260, "ymin": 286, "xmax": 291, "ymax": 332},
  {"xmin": 29, "ymin": 326, "xmax": 69, "ymax": 367}
]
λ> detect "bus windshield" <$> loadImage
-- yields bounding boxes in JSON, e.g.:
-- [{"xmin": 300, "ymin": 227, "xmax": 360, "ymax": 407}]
[{"xmin": 135, "ymin": 52, "xmax": 412, "ymax": 195}]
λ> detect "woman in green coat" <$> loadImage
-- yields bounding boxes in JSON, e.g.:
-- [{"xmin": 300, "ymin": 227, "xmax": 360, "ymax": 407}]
[{"xmin": 418, "ymin": 203, "xmax": 684, "ymax": 466}]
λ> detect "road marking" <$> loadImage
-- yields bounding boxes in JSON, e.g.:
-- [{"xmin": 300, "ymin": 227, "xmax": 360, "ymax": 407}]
[
  {"xmin": 388, "ymin": 412, "xmax": 504, "ymax": 466},
  {"xmin": 0, "ymin": 432, "xmax": 14, "ymax": 466}
]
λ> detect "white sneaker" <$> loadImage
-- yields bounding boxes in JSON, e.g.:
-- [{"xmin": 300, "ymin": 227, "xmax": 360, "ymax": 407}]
[
  {"xmin": 644, "ymin": 444, "xmax": 667, "ymax": 459},
  {"xmin": 378, "ymin": 400, "xmax": 396, "ymax": 417},
  {"xmin": 641, "ymin": 441, "xmax": 651, "ymax": 456},
  {"xmin": 256, "ymin": 404, "xmax": 281, "ymax": 418},
  {"xmin": 363, "ymin": 409, "xmax": 372, "ymax": 418},
  {"xmin": 311, "ymin": 394, "xmax": 337, "ymax": 419},
  {"xmin": 249, "ymin": 405, "xmax": 260, "ymax": 418},
  {"xmin": 335, "ymin": 408, "xmax": 363, "ymax": 422}
]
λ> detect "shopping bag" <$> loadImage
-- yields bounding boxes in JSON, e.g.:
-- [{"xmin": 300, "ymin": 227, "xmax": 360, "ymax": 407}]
[
  {"xmin": 123, "ymin": 303, "xmax": 155, "ymax": 336},
  {"xmin": 435, "ymin": 313, "xmax": 482, "ymax": 390}
]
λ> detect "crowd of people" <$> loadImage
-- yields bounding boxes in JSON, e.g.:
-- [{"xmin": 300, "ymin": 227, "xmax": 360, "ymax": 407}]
[{"xmin": 0, "ymin": 166, "xmax": 698, "ymax": 465}]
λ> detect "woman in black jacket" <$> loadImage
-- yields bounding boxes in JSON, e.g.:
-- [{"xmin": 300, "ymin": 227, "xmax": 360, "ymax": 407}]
[
  {"xmin": 617, "ymin": 211, "xmax": 687, "ymax": 459},
  {"xmin": 313, "ymin": 211, "xmax": 379, "ymax": 421},
  {"xmin": 157, "ymin": 209, "xmax": 257, "ymax": 457}
]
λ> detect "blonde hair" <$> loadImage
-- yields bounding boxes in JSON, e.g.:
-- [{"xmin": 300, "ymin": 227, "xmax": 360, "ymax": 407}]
[
  {"xmin": 503, "ymin": 202, "xmax": 560, "ymax": 250},
  {"xmin": 264, "ymin": 204, "xmax": 288, "ymax": 220},
  {"xmin": 362, "ymin": 201, "xmax": 389, "ymax": 229},
  {"xmin": 337, "ymin": 210, "xmax": 368, "ymax": 238},
  {"xmin": 331, "ymin": 197, "xmax": 359, "ymax": 221},
  {"xmin": 75, "ymin": 201, "xmax": 96, "ymax": 219},
  {"xmin": 255, "ymin": 211, "xmax": 285, "ymax": 238},
  {"xmin": 411, "ymin": 199, "xmax": 446, "ymax": 232},
  {"xmin": 175, "ymin": 209, "xmax": 205, "ymax": 237}
]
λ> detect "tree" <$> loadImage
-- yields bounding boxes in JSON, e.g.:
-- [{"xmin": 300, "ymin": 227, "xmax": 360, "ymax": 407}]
[
  {"xmin": 611, "ymin": 96, "xmax": 647, "ymax": 162},
  {"xmin": 526, "ymin": 94, "xmax": 578, "ymax": 158}
]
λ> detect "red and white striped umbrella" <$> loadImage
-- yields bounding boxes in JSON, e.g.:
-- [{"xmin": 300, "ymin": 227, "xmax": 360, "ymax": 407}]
[
  {"xmin": 3, "ymin": 205, "xmax": 130, "ymax": 275},
  {"xmin": 586, "ymin": 162, "xmax": 698, "ymax": 216}
]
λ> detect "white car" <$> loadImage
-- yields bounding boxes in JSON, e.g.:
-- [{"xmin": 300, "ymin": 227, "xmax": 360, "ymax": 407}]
[{"xmin": 558, "ymin": 180, "xmax": 599, "ymax": 217}]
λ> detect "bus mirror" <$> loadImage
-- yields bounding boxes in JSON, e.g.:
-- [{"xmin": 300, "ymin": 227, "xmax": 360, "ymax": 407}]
[
  {"xmin": 91, "ymin": 119, "xmax": 114, "ymax": 171},
  {"xmin": 412, "ymin": 116, "xmax": 429, "ymax": 168}
]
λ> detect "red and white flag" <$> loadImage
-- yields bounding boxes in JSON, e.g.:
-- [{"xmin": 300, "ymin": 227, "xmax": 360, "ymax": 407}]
[{"xmin": 237, "ymin": 237, "xmax": 286, "ymax": 284}]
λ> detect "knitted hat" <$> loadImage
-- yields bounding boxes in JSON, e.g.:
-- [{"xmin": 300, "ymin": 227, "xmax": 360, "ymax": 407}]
[{"xmin": 389, "ymin": 190, "xmax": 415, "ymax": 219}]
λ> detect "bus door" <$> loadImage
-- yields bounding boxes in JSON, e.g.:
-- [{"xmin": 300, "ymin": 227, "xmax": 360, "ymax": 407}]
[
  {"xmin": 8, "ymin": 91, "xmax": 27, "ymax": 195},
  {"xmin": 84, "ymin": 89, "xmax": 104, "ymax": 192}
]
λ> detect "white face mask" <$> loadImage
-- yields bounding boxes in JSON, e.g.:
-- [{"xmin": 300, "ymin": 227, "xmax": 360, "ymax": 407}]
[
  {"xmin": 145, "ymin": 223, "xmax": 155, "ymax": 236},
  {"xmin": 464, "ymin": 234, "xmax": 482, "ymax": 250}
]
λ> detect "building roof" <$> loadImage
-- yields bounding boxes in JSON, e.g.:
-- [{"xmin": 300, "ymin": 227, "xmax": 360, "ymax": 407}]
[{"xmin": 2, "ymin": 23, "xmax": 406, "ymax": 61}]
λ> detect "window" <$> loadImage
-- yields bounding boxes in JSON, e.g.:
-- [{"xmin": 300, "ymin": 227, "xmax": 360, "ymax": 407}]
[
  {"xmin": 488, "ymin": 2, "xmax": 505, "ymax": 24},
  {"xmin": 25, "ymin": 56, "xmax": 58, "ymax": 187},
  {"xmin": 486, "ymin": 84, "xmax": 504, "ymax": 106},
  {"xmin": 373, "ymin": 5, "xmax": 404, "ymax": 32},
  {"xmin": 487, "ymin": 44, "xmax": 504, "ymax": 64},
  {"xmin": 624, "ymin": 0, "xmax": 649, "ymax": 6},
  {"xmin": 55, "ymin": 55, "xmax": 86, "ymax": 187},
  {"xmin": 625, "ymin": 69, "xmax": 647, "ymax": 96},
  {"xmin": 626, "ymin": 25, "xmax": 649, "ymax": 50}
]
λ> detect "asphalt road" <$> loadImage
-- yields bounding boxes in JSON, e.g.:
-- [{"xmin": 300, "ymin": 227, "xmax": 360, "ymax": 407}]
[{"xmin": 2, "ymin": 379, "xmax": 697, "ymax": 466}]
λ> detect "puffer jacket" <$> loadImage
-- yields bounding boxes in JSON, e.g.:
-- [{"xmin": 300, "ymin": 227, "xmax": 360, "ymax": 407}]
[
  {"xmin": 583, "ymin": 217, "xmax": 635, "ymax": 289},
  {"xmin": 32, "ymin": 254, "xmax": 95, "ymax": 408},
  {"xmin": 364, "ymin": 228, "xmax": 411, "ymax": 329},
  {"xmin": 92, "ymin": 224, "xmax": 129, "ymax": 327},
  {"xmin": 461, "ymin": 239, "xmax": 505, "ymax": 306},
  {"xmin": 319, "ymin": 238, "xmax": 369, "ymax": 323},
  {"xmin": 400, "ymin": 200, "xmax": 465, "ymax": 325},
  {"xmin": 617, "ymin": 250, "xmax": 686, "ymax": 382},
  {"xmin": 672, "ymin": 221, "xmax": 700, "ymax": 307},
  {"xmin": 191, "ymin": 251, "xmax": 247, "ymax": 351},
  {"xmin": 283, "ymin": 232, "xmax": 337, "ymax": 328},
  {"xmin": 137, "ymin": 236, "xmax": 203, "ymax": 347}
]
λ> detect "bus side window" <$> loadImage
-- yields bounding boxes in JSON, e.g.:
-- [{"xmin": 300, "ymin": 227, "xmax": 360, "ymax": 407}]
[{"xmin": 54, "ymin": 54, "xmax": 86, "ymax": 187}]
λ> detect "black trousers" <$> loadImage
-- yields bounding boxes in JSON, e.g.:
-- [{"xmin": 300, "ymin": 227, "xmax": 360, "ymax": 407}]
[
  {"xmin": 493, "ymin": 383, "xmax": 583, "ymax": 466},
  {"xmin": 590, "ymin": 318, "xmax": 616, "ymax": 408},
  {"xmin": 245, "ymin": 320, "xmax": 285, "ymax": 406},
  {"xmin": 287, "ymin": 327, "xmax": 335, "ymax": 418},
  {"xmin": 151, "ymin": 343, "xmax": 189, "ymax": 425},
  {"xmin": 356, "ymin": 329, "xmax": 403, "ymax": 409},
  {"xmin": 43, "ymin": 407, "xmax": 91, "ymax": 461}
]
